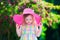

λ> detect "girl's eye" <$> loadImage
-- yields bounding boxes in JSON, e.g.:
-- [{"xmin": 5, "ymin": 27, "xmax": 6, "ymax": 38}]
[
  {"xmin": 26, "ymin": 19, "xmax": 28, "ymax": 21},
  {"xmin": 29, "ymin": 19, "xmax": 31, "ymax": 20},
  {"xmin": 26, "ymin": 18, "xmax": 32, "ymax": 21}
]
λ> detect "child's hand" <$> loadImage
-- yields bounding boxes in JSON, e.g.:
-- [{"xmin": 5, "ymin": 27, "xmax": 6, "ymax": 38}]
[
  {"xmin": 16, "ymin": 24, "xmax": 20, "ymax": 29},
  {"xmin": 38, "ymin": 22, "xmax": 42, "ymax": 29},
  {"xmin": 35, "ymin": 23, "xmax": 42, "ymax": 37},
  {"xmin": 16, "ymin": 24, "xmax": 22, "ymax": 37}
]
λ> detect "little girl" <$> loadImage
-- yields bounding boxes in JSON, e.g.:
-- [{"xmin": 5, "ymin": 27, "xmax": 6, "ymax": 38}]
[{"xmin": 13, "ymin": 8, "xmax": 42, "ymax": 40}]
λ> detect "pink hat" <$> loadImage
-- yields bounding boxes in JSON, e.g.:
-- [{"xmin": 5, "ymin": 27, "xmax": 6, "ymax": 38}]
[{"xmin": 13, "ymin": 8, "xmax": 41, "ymax": 25}]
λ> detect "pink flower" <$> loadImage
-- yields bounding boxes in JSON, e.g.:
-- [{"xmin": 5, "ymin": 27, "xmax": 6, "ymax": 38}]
[
  {"xmin": 33, "ymin": 0, "xmax": 37, "ymax": 3},
  {"xmin": 5, "ymin": 16, "xmax": 8, "ymax": 19},
  {"xmin": 9, "ymin": 20, "xmax": 12, "ymax": 26}
]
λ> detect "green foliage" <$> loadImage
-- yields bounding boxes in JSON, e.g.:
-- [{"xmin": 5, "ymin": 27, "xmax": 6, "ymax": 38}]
[{"xmin": 0, "ymin": 0, "xmax": 60, "ymax": 40}]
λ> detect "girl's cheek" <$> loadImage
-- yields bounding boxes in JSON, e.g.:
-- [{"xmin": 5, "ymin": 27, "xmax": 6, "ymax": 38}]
[
  {"xmin": 30, "ymin": 20, "xmax": 33, "ymax": 22},
  {"xmin": 26, "ymin": 21, "xmax": 29, "ymax": 23}
]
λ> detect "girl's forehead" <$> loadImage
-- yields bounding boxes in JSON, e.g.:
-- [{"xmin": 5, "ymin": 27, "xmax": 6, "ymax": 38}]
[{"xmin": 26, "ymin": 15, "xmax": 33, "ymax": 18}]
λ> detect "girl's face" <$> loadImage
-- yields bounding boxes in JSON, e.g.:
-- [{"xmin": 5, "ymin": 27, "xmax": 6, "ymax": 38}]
[{"xmin": 25, "ymin": 15, "xmax": 33, "ymax": 25}]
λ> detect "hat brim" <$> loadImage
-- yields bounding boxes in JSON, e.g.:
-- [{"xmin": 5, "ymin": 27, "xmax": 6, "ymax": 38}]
[{"xmin": 13, "ymin": 13, "xmax": 41, "ymax": 25}]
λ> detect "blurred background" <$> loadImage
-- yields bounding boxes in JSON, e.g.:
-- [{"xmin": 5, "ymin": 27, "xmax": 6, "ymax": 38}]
[{"xmin": 0, "ymin": 0, "xmax": 60, "ymax": 40}]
